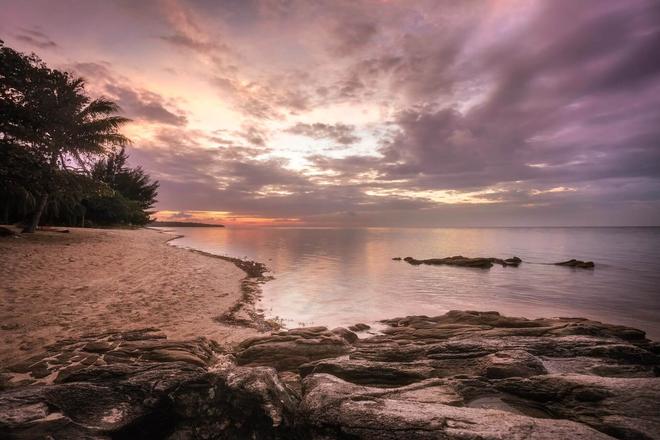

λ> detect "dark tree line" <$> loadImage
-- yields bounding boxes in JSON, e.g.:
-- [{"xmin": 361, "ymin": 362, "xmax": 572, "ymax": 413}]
[{"xmin": 1, "ymin": 41, "xmax": 158, "ymax": 230}]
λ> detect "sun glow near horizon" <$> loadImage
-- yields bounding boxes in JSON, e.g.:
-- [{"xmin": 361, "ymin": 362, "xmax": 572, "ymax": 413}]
[{"xmin": 3, "ymin": 0, "xmax": 659, "ymax": 226}]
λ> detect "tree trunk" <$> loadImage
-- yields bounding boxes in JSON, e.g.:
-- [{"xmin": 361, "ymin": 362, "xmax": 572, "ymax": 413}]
[
  {"xmin": 22, "ymin": 153, "xmax": 59, "ymax": 233},
  {"xmin": 22, "ymin": 193, "xmax": 48, "ymax": 233}
]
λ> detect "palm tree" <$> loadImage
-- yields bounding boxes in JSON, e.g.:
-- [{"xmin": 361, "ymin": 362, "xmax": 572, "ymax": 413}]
[
  {"xmin": 21, "ymin": 72, "xmax": 131, "ymax": 232},
  {"xmin": 2, "ymin": 42, "xmax": 132, "ymax": 231}
]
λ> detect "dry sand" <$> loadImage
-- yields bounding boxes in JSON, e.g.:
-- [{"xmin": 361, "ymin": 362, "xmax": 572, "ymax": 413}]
[{"xmin": 0, "ymin": 227, "xmax": 257, "ymax": 364}]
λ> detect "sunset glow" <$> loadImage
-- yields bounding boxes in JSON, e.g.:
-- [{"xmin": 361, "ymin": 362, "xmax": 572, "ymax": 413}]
[{"xmin": 2, "ymin": 0, "xmax": 659, "ymax": 226}]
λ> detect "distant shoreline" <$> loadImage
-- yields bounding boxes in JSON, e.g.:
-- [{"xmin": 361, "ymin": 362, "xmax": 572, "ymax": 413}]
[{"xmin": 149, "ymin": 221, "xmax": 225, "ymax": 227}]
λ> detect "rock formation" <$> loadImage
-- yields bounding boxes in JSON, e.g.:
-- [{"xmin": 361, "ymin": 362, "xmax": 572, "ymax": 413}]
[
  {"xmin": 2, "ymin": 311, "xmax": 658, "ymax": 439},
  {"xmin": 400, "ymin": 256, "xmax": 522, "ymax": 268},
  {"xmin": 237, "ymin": 311, "xmax": 659, "ymax": 439},
  {"xmin": 555, "ymin": 259, "xmax": 595, "ymax": 268},
  {"xmin": 0, "ymin": 328, "xmax": 296, "ymax": 439}
]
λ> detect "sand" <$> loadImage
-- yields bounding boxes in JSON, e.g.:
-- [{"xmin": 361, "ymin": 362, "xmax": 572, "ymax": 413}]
[{"xmin": 0, "ymin": 227, "xmax": 257, "ymax": 364}]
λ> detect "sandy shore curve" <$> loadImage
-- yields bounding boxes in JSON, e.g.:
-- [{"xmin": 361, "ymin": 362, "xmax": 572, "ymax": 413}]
[{"xmin": 0, "ymin": 227, "xmax": 257, "ymax": 364}]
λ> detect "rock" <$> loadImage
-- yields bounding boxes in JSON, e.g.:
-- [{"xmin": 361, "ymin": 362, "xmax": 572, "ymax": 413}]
[
  {"xmin": 403, "ymin": 255, "xmax": 495, "ymax": 268},
  {"xmin": 2, "ymin": 312, "xmax": 658, "ymax": 439},
  {"xmin": 81, "ymin": 341, "xmax": 113, "ymax": 353},
  {"xmin": 555, "ymin": 259, "xmax": 595, "ymax": 268},
  {"xmin": 232, "ymin": 310, "xmax": 659, "ymax": 437},
  {"xmin": 297, "ymin": 374, "xmax": 613, "ymax": 439},
  {"xmin": 331, "ymin": 327, "xmax": 358, "ymax": 343},
  {"xmin": 300, "ymin": 357, "xmax": 434, "ymax": 386},
  {"xmin": 235, "ymin": 326, "xmax": 352, "ymax": 371},
  {"xmin": 349, "ymin": 323, "xmax": 371, "ymax": 332},
  {"xmin": 480, "ymin": 349, "xmax": 547, "ymax": 378},
  {"xmin": 0, "ymin": 329, "xmax": 296, "ymax": 439},
  {"xmin": 402, "ymin": 256, "xmax": 523, "ymax": 269},
  {"xmin": 496, "ymin": 374, "xmax": 660, "ymax": 439}
]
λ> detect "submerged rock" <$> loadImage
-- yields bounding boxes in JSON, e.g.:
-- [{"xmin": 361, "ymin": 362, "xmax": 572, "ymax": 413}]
[{"xmin": 555, "ymin": 259, "xmax": 595, "ymax": 268}]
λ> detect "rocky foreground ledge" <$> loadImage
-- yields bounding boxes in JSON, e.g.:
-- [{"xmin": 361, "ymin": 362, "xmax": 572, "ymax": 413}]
[{"xmin": 1, "ymin": 311, "xmax": 659, "ymax": 439}]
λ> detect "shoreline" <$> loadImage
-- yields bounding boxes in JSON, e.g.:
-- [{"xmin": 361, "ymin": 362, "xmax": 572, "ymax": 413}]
[
  {"xmin": 158, "ymin": 229, "xmax": 278, "ymax": 332},
  {"xmin": 0, "ymin": 227, "xmax": 260, "ymax": 364}
]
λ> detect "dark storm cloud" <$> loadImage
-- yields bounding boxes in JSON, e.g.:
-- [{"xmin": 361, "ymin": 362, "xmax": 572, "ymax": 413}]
[{"xmin": 286, "ymin": 123, "xmax": 360, "ymax": 145}]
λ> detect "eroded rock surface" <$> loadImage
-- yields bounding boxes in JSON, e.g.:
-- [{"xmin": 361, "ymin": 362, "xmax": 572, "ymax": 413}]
[
  {"xmin": 235, "ymin": 326, "xmax": 353, "ymax": 370},
  {"xmin": 2, "ymin": 311, "xmax": 658, "ymax": 439},
  {"xmin": 237, "ymin": 310, "xmax": 660, "ymax": 439},
  {"xmin": 0, "ymin": 329, "xmax": 296, "ymax": 439}
]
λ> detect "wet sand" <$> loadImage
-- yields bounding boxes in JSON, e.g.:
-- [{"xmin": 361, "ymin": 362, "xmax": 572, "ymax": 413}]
[{"xmin": 0, "ymin": 227, "xmax": 257, "ymax": 364}]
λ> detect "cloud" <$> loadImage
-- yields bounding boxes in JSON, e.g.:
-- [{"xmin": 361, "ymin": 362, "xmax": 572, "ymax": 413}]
[
  {"xmin": 286, "ymin": 122, "xmax": 360, "ymax": 145},
  {"xmin": 14, "ymin": 28, "xmax": 57, "ymax": 49},
  {"xmin": 211, "ymin": 73, "xmax": 312, "ymax": 120},
  {"xmin": 104, "ymin": 84, "xmax": 187, "ymax": 126},
  {"xmin": 9, "ymin": 0, "xmax": 659, "ymax": 225},
  {"xmin": 131, "ymin": 0, "xmax": 660, "ymax": 224},
  {"xmin": 159, "ymin": 33, "xmax": 227, "ymax": 54},
  {"xmin": 327, "ymin": 20, "xmax": 378, "ymax": 56},
  {"xmin": 71, "ymin": 62, "xmax": 188, "ymax": 126}
]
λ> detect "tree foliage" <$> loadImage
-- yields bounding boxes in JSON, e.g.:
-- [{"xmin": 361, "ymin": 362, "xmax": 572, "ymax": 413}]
[
  {"xmin": 0, "ymin": 41, "xmax": 158, "ymax": 229},
  {"xmin": 83, "ymin": 148, "xmax": 159, "ymax": 226}
]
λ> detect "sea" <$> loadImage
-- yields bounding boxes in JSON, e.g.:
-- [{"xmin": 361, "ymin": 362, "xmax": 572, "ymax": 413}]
[{"xmin": 162, "ymin": 227, "xmax": 660, "ymax": 339}]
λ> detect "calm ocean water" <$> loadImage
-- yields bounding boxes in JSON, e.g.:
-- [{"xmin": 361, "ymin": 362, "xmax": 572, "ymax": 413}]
[{"xmin": 164, "ymin": 227, "xmax": 660, "ymax": 339}]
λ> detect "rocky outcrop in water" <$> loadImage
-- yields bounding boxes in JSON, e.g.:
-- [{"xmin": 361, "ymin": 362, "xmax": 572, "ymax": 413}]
[
  {"xmin": 555, "ymin": 259, "xmax": 595, "ymax": 268},
  {"xmin": 399, "ymin": 256, "xmax": 522, "ymax": 268},
  {"xmin": 1, "ymin": 311, "xmax": 658, "ymax": 439}
]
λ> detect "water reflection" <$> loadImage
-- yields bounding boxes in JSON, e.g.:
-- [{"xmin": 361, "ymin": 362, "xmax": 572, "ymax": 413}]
[{"xmin": 167, "ymin": 227, "xmax": 660, "ymax": 339}]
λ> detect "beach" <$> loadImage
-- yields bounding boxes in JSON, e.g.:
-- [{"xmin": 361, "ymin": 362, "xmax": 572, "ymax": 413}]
[
  {"xmin": 0, "ymin": 227, "xmax": 256, "ymax": 364},
  {"xmin": 0, "ymin": 227, "xmax": 658, "ymax": 438}
]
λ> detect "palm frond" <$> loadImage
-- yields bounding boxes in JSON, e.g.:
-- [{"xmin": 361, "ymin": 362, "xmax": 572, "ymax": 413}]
[{"xmin": 80, "ymin": 98, "xmax": 126, "ymax": 118}]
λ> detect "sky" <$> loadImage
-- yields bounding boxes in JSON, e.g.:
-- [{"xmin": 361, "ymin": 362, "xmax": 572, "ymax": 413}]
[{"xmin": 1, "ymin": 0, "xmax": 660, "ymax": 226}]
